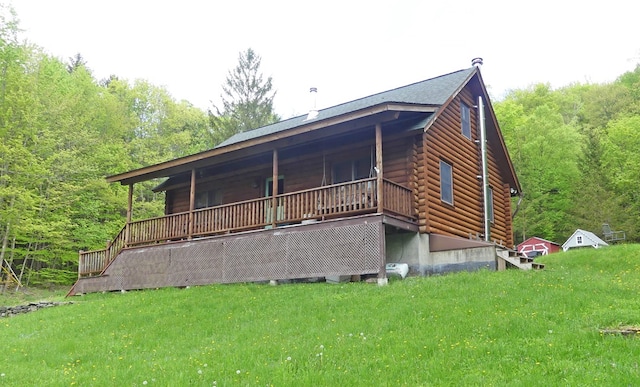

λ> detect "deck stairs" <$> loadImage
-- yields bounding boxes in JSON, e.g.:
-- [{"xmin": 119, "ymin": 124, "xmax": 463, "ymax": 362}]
[{"xmin": 496, "ymin": 248, "xmax": 545, "ymax": 271}]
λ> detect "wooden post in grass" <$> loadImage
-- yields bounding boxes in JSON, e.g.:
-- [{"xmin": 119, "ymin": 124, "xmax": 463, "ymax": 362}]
[{"xmin": 375, "ymin": 123, "xmax": 387, "ymax": 285}]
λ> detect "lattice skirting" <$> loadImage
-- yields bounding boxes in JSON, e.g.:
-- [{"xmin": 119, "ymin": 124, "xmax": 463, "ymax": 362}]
[{"xmin": 72, "ymin": 217, "xmax": 384, "ymax": 294}]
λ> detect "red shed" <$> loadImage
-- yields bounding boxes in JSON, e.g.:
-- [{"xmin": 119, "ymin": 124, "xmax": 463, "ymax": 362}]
[{"xmin": 517, "ymin": 237, "xmax": 560, "ymax": 258}]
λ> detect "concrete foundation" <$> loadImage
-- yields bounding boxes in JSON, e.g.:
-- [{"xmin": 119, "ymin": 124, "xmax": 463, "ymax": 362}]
[{"xmin": 386, "ymin": 232, "xmax": 497, "ymax": 276}]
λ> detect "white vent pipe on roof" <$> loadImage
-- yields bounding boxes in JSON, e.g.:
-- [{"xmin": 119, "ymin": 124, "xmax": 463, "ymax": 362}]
[{"xmin": 306, "ymin": 87, "xmax": 318, "ymax": 120}]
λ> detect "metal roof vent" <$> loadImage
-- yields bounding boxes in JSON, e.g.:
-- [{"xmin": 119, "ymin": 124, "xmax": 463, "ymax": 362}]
[
  {"xmin": 471, "ymin": 57, "xmax": 483, "ymax": 67},
  {"xmin": 306, "ymin": 87, "xmax": 318, "ymax": 120}
]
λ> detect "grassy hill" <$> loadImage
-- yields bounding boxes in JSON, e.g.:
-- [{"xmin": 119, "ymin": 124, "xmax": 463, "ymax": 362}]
[{"xmin": 1, "ymin": 245, "xmax": 639, "ymax": 386}]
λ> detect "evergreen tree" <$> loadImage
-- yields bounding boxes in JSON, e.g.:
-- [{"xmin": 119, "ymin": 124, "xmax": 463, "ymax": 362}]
[
  {"xmin": 209, "ymin": 48, "xmax": 279, "ymax": 144},
  {"xmin": 66, "ymin": 53, "xmax": 88, "ymax": 73}
]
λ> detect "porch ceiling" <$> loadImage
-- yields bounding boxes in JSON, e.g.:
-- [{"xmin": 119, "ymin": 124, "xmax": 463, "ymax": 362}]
[
  {"xmin": 153, "ymin": 112, "xmax": 432, "ymax": 192},
  {"xmin": 108, "ymin": 106, "xmax": 434, "ymax": 186}
]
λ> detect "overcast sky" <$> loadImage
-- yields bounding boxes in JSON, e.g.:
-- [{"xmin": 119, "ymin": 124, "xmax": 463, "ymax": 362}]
[{"xmin": 10, "ymin": 0, "xmax": 640, "ymax": 118}]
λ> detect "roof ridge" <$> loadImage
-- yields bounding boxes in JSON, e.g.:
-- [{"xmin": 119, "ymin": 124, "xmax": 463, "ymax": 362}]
[
  {"xmin": 250, "ymin": 67, "xmax": 474, "ymax": 127},
  {"xmin": 217, "ymin": 67, "xmax": 475, "ymax": 148},
  {"xmin": 312, "ymin": 67, "xmax": 474, "ymax": 115}
]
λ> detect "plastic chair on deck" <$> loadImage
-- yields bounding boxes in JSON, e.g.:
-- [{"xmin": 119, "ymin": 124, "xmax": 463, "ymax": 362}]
[{"xmin": 602, "ymin": 223, "xmax": 625, "ymax": 242}]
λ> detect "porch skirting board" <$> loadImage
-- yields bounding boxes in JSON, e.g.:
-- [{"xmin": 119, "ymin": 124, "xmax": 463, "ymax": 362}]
[{"xmin": 71, "ymin": 216, "xmax": 384, "ymax": 294}]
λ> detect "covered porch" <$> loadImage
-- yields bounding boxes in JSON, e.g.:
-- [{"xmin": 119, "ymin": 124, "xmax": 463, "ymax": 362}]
[
  {"xmin": 77, "ymin": 112, "xmax": 426, "ymax": 282},
  {"xmin": 78, "ymin": 177, "xmax": 415, "ymax": 278}
]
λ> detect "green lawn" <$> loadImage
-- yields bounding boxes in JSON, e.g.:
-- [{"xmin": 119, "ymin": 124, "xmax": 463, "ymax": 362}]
[{"xmin": 1, "ymin": 245, "xmax": 639, "ymax": 386}]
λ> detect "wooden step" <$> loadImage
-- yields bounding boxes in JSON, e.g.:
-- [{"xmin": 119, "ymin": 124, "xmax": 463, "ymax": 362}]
[
  {"xmin": 497, "ymin": 248, "xmax": 545, "ymax": 271},
  {"xmin": 520, "ymin": 256, "xmax": 534, "ymax": 264}
]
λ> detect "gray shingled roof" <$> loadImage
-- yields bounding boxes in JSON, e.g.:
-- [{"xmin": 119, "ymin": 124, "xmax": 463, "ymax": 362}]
[{"xmin": 217, "ymin": 67, "xmax": 476, "ymax": 148}]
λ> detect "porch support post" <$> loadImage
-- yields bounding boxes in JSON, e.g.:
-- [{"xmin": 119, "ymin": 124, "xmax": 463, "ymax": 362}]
[
  {"xmin": 125, "ymin": 183, "xmax": 133, "ymax": 247},
  {"xmin": 272, "ymin": 149, "xmax": 278, "ymax": 229},
  {"xmin": 188, "ymin": 168, "xmax": 196, "ymax": 239},
  {"xmin": 375, "ymin": 123, "xmax": 383, "ymax": 214},
  {"xmin": 375, "ymin": 123, "xmax": 387, "ymax": 284}
]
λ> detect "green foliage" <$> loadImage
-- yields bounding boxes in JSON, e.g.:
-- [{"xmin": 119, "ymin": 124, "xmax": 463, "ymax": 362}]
[
  {"xmin": 497, "ymin": 86, "xmax": 582, "ymax": 242},
  {"xmin": 0, "ymin": 5, "xmax": 211, "ymax": 285},
  {"xmin": 1, "ymin": 245, "xmax": 639, "ymax": 385},
  {"xmin": 601, "ymin": 115, "xmax": 640, "ymax": 237},
  {"xmin": 209, "ymin": 48, "xmax": 279, "ymax": 144},
  {"xmin": 496, "ymin": 67, "xmax": 640, "ymax": 244}
]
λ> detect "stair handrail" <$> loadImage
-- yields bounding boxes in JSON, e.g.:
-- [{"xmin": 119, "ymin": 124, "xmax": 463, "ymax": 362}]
[{"xmin": 78, "ymin": 223, "xmax": 127, "ymax": 277}]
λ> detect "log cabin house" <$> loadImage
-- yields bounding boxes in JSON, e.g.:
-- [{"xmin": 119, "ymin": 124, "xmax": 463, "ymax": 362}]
[{"xmin": 69, "ymin": 61, "xmax": 524, "ymax": 295}]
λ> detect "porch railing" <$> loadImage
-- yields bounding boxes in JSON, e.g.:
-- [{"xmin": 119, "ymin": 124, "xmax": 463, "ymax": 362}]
[
  {"xmin": 78, "ymin": 178, "xmax": 415, "ymax": 277},
  {"xmin": 129, "ymin": 212, "xmax": 191, "ymax": 245},
  {"xmin": 382, "ymin": 178, "xmax": 414, "ymax": 218},
  {"xmin": 78, "ymin": 225, "xmax": 126, "ymax": 277}
]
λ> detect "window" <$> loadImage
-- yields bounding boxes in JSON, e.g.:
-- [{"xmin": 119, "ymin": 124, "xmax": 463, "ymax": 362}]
[
  {"xmin": 461, "ymin": 102, "xmax": 471, "ymax": 139},
  {"xmin": 488, "ymin": 187, "xmax": 494, "ymax": 223},
  {"xmin": 195, "ymin": 190, "xmax": 222, "ymax": 209},
  {"xmin": 265, "ymin": 176, "xmax": 284, "ymax": 197},
  {"xmin": 440, "ymin": 160, "xmax": 453, "ymax": 205},
  {"xmin": 576, "ymin": 235, "xmax": 583, "ymax": 244},
  {"xmin": 333, "ymin": 157, "xmax": 371, "ymax": 184}
]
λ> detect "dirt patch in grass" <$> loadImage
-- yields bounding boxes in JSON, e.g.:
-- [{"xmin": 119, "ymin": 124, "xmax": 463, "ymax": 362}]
[
  {"xmin": 600, "ymin": 326, "xmax": 640, "ymax": 336},
  {"xmin": 0, "ymin": 286, "xmax": 68, "ymax": 307}
]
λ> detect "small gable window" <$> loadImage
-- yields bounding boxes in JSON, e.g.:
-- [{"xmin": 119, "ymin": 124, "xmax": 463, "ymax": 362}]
[
  {"xmin": 461, "ymin": 102, "xmax": 471, "ymax": 139},
  {"xmin": 577, "ymin": 235, "xmax": 583, "ymax": 244},
  {"xmin": 440, "ymin": 160, "xmax": 453, "ymax": 205}
]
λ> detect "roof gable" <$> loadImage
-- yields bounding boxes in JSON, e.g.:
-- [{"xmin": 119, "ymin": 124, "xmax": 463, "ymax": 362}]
[
  {"xmin": 518, "ymin": 237, "xmax": 560, "ymax": 247},
  {"xmin": 562, "ymin": 229, "xmax": 608, "ymax": 251}
]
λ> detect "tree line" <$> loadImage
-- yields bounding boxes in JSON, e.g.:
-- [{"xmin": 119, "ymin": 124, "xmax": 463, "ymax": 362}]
[
  {"xmin": 0, "ymin": 5, "xmax": 276, "ymax": 286},
  {"xmin": 1, "ymin": 4, "xmax": 639, "ymax": 286},
  {"xmin": 495, "ymin": 68, "xmax": 640, "ymax": 245}
]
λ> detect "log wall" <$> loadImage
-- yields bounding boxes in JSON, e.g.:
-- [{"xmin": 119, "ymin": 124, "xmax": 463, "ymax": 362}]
[{"xmin": 419, "ymin": 87, "xmax": 513, "ymax": 245}]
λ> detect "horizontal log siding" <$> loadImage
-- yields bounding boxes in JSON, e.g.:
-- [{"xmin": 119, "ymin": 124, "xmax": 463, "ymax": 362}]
[
  {"xmin": 416, "ymin": 134, "xmax": 429, "ymax": 232},
  {"xmin": 411, "ymin": 135, "xmax": 421, "ymax": 219},
  {"xmin": 281, "ymin": 153, "xmax": 326, "ymax": 193},
  {"xmin": 168, "ymin": 170, "xmax": 270, "ymax": 215},
  {"xmin": 502, "ymin": 183, "xmax": 514, "ymax": 247},
  {"xmin": 382, "ymin": 136, "xmax": 411, "ymax": 187},
  {"xmin": 485, "ymin": 122, "xmax": 510, "ymax": 245},
  {"xmin": 420, "ymin": 87, "xmax": 512, "ymax": 244}
]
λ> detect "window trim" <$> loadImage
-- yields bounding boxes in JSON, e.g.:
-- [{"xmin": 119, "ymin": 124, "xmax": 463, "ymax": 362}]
[
  {"xmin": 488, "ymin": 187, "xmax": 494, "ymax": 224},
  {"xmin": 265, "ymin": 175, "xmax": 284, "ymax": 197},
  {"xmin": 461, "ymin": 102, "xmax": 471, "ymax": 139},
  {"xmin": 332, "ymin": 157, "xmax": 371, "ymax": 184},
  {"xmin": 195, "ymin": 189, "xmax": 222, "ymax": 209},
  {"xmin": 439, "ymin": 160, "xmax": 453, "ymax": 205}
]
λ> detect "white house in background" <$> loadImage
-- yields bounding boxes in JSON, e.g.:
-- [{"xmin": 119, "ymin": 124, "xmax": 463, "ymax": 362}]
[{"xmin": 562, "ymin": 229, "xmax": 609, "ymax": 252}]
